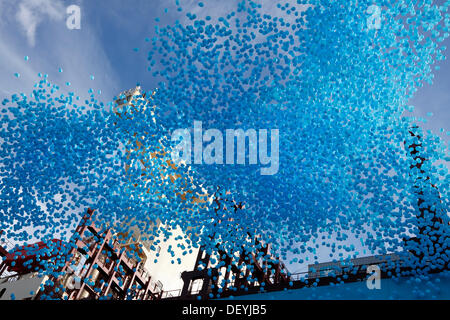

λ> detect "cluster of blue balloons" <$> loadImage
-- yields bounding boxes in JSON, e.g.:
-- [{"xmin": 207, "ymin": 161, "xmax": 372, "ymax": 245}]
[{"xmin": 0, "ymin": 0, "xmax": 449, "ymax": 299}]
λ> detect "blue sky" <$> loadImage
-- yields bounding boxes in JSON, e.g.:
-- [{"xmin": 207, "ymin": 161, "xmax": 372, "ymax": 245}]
[
  {"xmin": 0, "ymin": 0, "xmax": 448, "ymax": 273},
  {"xmin": 0, "ymin": 0, "xmax": 247, "ymax": 101}
]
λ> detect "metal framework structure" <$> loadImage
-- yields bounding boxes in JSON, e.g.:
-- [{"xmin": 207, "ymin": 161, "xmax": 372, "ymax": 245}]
[
  {"xmin": 0, "ymin": 209, "xmax": 162, "ymax": 300},
  {"xmin": 177, "ymin": 236, "xmax": 290, "ymax": 300},
  {"xmin": 43, "ymin": 209, "xmax": 162, "ymax": 300}
]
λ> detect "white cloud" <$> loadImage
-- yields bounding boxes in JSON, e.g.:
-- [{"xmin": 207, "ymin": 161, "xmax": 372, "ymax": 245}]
[
  {"xmin": 0, "ymin": 0, "xmax": 120, "ymax": 103},
  {"xmin": 16, "ymin": 0, "xmax": 65, "ymax": 47}
]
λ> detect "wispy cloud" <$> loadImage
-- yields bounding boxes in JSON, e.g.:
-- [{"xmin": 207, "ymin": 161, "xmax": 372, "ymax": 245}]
[
  {"xmin": 0, "ymin": 0, "xmax": 120, "ymax": 103},
  {"xmin": 15, "ymin": 0, "xmax": 65, "ymax": 47}
]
